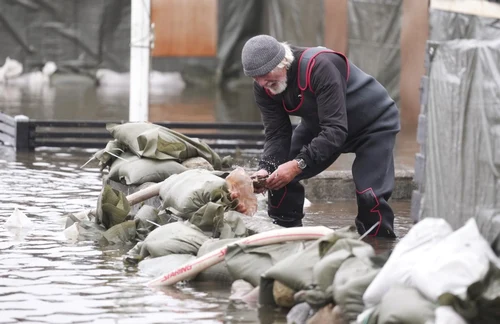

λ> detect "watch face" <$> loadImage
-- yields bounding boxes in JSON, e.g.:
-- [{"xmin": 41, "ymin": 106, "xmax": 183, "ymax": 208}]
[{"xmin": 297, "ymin": 159, "xmax": 306, "ymax": 169}]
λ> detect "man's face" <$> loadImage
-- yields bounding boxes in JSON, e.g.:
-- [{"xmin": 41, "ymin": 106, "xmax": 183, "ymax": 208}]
[{"xmin": 253, "ymin": 67, "xmax": 288, "ymax": 95}]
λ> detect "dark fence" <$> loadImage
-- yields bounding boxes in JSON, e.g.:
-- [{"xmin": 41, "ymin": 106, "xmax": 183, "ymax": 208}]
[{"xmin": 0, "ymin": 113, "xmax": 270, "ymax": 151}]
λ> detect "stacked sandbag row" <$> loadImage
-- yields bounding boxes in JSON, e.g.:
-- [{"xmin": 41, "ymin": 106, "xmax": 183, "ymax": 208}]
[
  {"xmin": 88, "ymin": 122, "xmax": 233, "ymax": 186},
  {"xmin": 63, "ymin": 123, "xmax": 259, "ymax": 277}
]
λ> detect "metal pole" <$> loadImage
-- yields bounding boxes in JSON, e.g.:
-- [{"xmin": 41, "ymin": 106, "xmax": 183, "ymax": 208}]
[{"xmin": 129, "ymin": 0, "xmax": 151, "ymax": 122}]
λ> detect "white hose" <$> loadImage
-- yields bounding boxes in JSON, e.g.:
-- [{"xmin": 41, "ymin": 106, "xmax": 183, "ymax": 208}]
[{"xmin": 147, "ymin": 225, "xmax": 334, "ymax": 287}]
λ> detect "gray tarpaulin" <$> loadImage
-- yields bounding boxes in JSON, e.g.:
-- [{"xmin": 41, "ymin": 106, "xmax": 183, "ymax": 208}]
[
  {"xmin": 216, "ymin": 0, "xmax": 325, "ymax": 85},
  {"xmin": 421, "ymin": 38, "xmax": 500, "ymax": 251},
  {"xmin": 346, "ymin": 0, "xmax": 402, "ymax": 105},
  {"xmin": 0, "ymin": 0, "xmax": 130, "ymax": 72},
  {"xmin": 217, "ymin": 0, "xmax": 401, "ymax": 103},
  {"xmin": 429, "ymin": 9, "xmax": 500, "ymax": 41},
  {"xmin": 0, "ymin": 0, "xmax": 403, "ymax": 95}
]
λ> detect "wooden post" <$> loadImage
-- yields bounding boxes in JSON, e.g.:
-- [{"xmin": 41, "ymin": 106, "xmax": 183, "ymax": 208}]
[
  {"xmin": 15, "ymin": 115, "xmax": 31, "ymax": 151},
  {"xmin": 129, "ymin": 0, "xmax": 151, "ymax": 122}
]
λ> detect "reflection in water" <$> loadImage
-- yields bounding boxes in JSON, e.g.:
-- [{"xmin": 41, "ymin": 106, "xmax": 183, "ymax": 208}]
[
  {"xmin": 0, "ymin": 83, "xmax": 413, "ymax": 323},
  {"xmin": 0, "ymin": 77, "xmax": 262, "ymax": 124}
]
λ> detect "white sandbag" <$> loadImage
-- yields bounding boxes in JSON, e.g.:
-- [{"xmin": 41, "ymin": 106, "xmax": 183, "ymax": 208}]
[
  {"xmin": 434, "ymin": 306, "xmax": 468, "ymax": 324},
  {"xmin": 363, "ymin": 218, "xmax": 453, "ymax": 307},
  {"xmin": 412, "ymin": 218, "xmax": 500, "ymax": 301}
]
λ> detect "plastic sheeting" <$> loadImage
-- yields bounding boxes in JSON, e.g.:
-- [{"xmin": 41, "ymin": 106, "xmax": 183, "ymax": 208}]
[
  {"xmin": 0, "ymin": 0, "xmax": 130, "ymax": 72},
  {"xmin": 421, "ymin": 38, "xmax": 500, "ymax": 246},
  {"xmin": 346, "ymin": 0, "xmax": 402, "ymax": 105},
  {"xmin": 217, "ymin": 0, "xmax": 402, "ymax": 103},
  {"xmin": 0, "ymin": 0, "xmax": 404, "ymax": 96},
  {"xmin": 216, "ymin": 0, "xmax": 325, "ymax": 85},
  {"xmin": 429, "ymin": 9, "xmax": 500, "ymax": 41}
]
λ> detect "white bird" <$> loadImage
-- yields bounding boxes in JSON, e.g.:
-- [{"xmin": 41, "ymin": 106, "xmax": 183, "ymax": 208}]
[
  {"xmin": 0, "ymin": 60, "xmax": 57, "ymax": 89},
  {"xmin": 0, "ymin": 57, "xmax": 23, "ymax": 82},
  {"xmin": 96, "ymin": 69, "xmax": 186, "ymax": 96}
]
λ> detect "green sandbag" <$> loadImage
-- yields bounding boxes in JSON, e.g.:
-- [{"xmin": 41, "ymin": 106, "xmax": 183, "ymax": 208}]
[
  {"xmin": 132, "ymin": 221, "xmax": 209, "ymax": 259},
  {"xmin": 96, "ymin": 184, "xmax": 131, "ymax": 229},
  {"xmin": 106, "ymin": 122, "xmax": 222, "ymax": 169},
  {"xmin": 225, "ymin": 242, "xmax": 306, "ymax": 287},
  {"xmin": 313, "ymin": 238, "xmax": 374, "ymax": 292},
  {"xmin": 159, "ymin": 169, "xmax": 238, "ymax": 232},
  {"xmin": 100, "ymin": 220, "xmax": 137, "ymax": 246},
  {"xmin": 89, "ymin": 140, "xmax": 126, "ymax": 170},
  {"xmin": 134, "ymin": 205, "xmax": 160, "ymax": 240},
  {"xmin": 219, "ymin": 211, "xmax": 248, "ymax": 239},
  {"xmin": 262, "ymin": 227, "xmax": 360, "ymax": 293},
  {"xmin": 107, "ymin": 152, "xmax": 188, "ymax": 185},
  {"xmin": 333, "ymin": 257, "xmax": 381, "ymax": 323},
  {"xmin": 195, "ymin": 238, "xmax": 239, "ymax": 283}
]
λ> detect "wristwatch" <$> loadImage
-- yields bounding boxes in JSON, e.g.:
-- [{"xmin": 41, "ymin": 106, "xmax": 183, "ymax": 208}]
[{"xmin": 294, "ymin": 158, "xmax": 307, "ymax": 170}]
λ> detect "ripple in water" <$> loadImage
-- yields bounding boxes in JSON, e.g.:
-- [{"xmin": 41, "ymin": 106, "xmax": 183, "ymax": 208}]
[{"xmin": 0, "ymin": 149, "xmax": 264, "ymax": 324}]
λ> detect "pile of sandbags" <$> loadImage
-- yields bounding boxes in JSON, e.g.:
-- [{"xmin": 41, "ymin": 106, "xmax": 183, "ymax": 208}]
[
  {"xmin": 279, "ymin": 218, "xmax": 500, "ymax": 324},
  {"xmin": 87, "ymin": 122, "xmax": 233, "ymax": 186}
]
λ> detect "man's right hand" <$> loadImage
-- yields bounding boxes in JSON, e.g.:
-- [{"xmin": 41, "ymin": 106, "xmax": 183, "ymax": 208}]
[{"xmin": 251, "ymin": 169, "xmax": 269, "ymax": 193}]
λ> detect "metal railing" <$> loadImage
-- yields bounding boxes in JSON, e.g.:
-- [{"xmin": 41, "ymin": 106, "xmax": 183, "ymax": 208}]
[{"xmin": 0, "ymin": 113, "xmax": 269, "ymax": 151}]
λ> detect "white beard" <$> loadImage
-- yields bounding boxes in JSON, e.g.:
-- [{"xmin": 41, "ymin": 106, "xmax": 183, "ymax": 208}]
[{"xmin": 266, "ymin": 80, "xmax": 287, "ymax": 95}]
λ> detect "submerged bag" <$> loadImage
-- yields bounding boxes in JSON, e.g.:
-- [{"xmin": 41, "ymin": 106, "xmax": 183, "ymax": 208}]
[
  {"xmin": 95, "ymin": 185, "xmax": 131, "ymax": 229},
  {"xmin": 108, "ymin": 152, "xmax": 187, "ymax": 185}
]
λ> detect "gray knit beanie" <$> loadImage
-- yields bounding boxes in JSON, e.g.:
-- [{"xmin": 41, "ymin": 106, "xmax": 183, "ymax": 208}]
[{"xmin": 241, "ymin": 35, "xmax": 285, "ymax": 77}]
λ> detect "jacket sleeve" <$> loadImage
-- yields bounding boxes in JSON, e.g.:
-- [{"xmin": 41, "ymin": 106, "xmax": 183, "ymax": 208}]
[
  {"xmin": 254, "ymin": 82, "xmax": 293, "ymax": 172},
  {"xmin": 294, "ymin": 57, "xmax": 348, "ymax": 167}
]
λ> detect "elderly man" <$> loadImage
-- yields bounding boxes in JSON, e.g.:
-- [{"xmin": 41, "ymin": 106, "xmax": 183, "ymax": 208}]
[{"xmin": 242, "ymin": 35, "xmax": 400, "ymax": 238}]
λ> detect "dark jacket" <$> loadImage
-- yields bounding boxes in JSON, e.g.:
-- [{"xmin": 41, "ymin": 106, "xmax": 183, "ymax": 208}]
[{"xmin": 254, "ymin": 46, "xmax": 396, "ymax": 172}]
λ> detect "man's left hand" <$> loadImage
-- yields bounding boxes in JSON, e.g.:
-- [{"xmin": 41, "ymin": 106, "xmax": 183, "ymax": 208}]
[{"xmin": 266, "ymin": 160, "xmax": 302, "ymax": 190}]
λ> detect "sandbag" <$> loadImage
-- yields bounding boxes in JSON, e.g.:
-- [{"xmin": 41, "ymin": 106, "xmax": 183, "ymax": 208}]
[
  {"xmin": 195, "ymin": 238, "xmax": 239, "ymax": 283},
  {"xmin": 108, "ymin": 152, "xmax": 187, "ymax": 185},
  {"xmin": 159, "ymin": 169, "xmax": 239, "ymax": 234},
  {"xmin": 262, "ymin": 228, "xmax": 359, "ymax": 293},
  {"xmin": 139, "ymin": 254, "xmax": 197, "ymax": 278},
  {"xmin": 132, "ymin": 221, "xmax": 209, "ymax": 259},
  {"xmin": 313, "ymin": 238, "xmax": 374, "ymax": 292},
  {"xmin": 363, "ymin": 217, "xmax": 453, "ymax": 307},
  {"xmin": 182, "ymin": 157, "xmax": 214, "ymax": 171},
  {"xmin": 333, "ymin": 257, "xmax": 380, "ymax": 323},
  {"xmin": 89, "ymin": 139, "xmax": 126, "ymax": 170},
  {"xmin": 134, "ymin": 205, "xmax": 160, "ymax": 232},
  {"xmin": 438, "ymin": 262, "xmax": 500, "ymax": 324},
  {"xmin": 96, "ymin": 184, "xmax": 131, "ymax": 229},
  {"xmin": 64, "ymin": 215, "xmax": 105, "ymax": 242},
  {"xmin": 371, "ymin": 285, "xmax": 436, "ymax": 324},
  {"xmin": 434, "ymin": 306, "xmax": 468, "ymax": 324},
  {"xmin": 412, "ymin": 218, "xmax": 500, "ymax": 302},
  {"xmin": 106, "ymin": 122, "xmax": 222, "ymax": 169},
  {"xmin": 100, "ymin": 220, "xmax": 137, "ymax": 245},
  {"xmin": 225, "ymin": 242, "xmax": 306, "ymax": 287},
  {"xmin": 219, "ymin": 211, "xmax": 248, "ymax": 239}
]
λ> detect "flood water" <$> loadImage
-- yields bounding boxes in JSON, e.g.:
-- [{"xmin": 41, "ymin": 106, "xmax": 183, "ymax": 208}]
[{"xmin": 0, "ymin": 81, "xmax": 413, "ymax": 323}]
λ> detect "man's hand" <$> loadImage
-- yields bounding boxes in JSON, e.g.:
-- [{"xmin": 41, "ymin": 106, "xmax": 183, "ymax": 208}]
[
  {"xmin": 251, "ymin": 169, "xmax": 269, "ymax": 194},
  {"xmin": 266, "ymin": 160, "xmax": 302, "ymax": 190}
]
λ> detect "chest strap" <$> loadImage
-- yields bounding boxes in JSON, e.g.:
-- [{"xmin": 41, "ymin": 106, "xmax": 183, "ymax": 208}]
[{"xmin": 298, "ymin": 46, "xmax": 350, "ymax": 92}]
